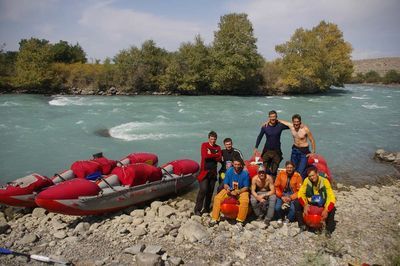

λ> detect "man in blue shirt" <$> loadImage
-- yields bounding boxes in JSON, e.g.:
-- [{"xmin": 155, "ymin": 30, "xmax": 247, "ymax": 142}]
[
  {"xmin": 254, "ymin": 110, "xmax": 289, "ymax": 176},
  {"xmin": 210, "ymin": 158, "xmax": 250, "ymax": 225}
]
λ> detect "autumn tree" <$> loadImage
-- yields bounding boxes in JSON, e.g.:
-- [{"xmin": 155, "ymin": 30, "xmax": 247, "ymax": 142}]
[
  {"xmin": 13, "ymin": 38, "xmax": 54, "ymax": 91},
  {"xmin": 210, "ymin": 13, "xmax": 263, "ymax": 94},
  {"xmin": 275, "ymin": 21, "xmax": 353, "ymax": 93}
]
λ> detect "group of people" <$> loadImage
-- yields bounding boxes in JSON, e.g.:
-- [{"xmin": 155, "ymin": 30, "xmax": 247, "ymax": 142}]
[{"xmin": 194, "ymin": 111, "xmax": 336, "ymax": 237}]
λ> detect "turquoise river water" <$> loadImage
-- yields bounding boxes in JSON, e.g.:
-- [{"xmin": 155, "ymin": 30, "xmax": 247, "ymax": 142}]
[{"xmin": 0, "ymin": 84, "xmax": 399, "ymax": 185}]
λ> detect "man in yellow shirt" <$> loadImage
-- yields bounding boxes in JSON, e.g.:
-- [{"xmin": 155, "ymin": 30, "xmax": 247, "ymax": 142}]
[{"xmin": 297, "ymin": 166, "xmax": 336, "ymax": 237}]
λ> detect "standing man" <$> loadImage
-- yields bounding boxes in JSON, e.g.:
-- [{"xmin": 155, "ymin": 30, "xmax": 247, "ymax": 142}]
[
  {"xmin": 279, "ymin": 114, "xmax": 316, "ymax": 179},
  {"xmin": 274, "ymin": 161, "xmax": 302, "ymax": 222},
  {"xmin": 194, "ymin": 131, "xmax": 222, "ymax": 216},
  {"xmin": 210, "ymin": 158, "xmax": 250, "ymax": 226},
  {"xmin": 250, "ymin": 165, "xmax": 276, "ymax": 225},
  {"xmin": 254, "ymin": 110, "xmax": 289, "ymax": 176},
  {"xmin": 218, "ymin": 138, "xmax": 244, "ymax": 191}
]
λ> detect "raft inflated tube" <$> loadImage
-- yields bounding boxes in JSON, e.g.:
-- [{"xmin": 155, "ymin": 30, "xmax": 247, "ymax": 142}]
[
  {"xmin": 303, "ymin": 205, "xmax": 324, "ymax": 229},
  {"xmin": 220, "ymin": 196, "xmax": 239, "ymax": 219}
]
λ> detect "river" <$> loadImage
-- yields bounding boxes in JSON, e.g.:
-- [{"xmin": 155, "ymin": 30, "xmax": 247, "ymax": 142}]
[{"xmin": 0, "ymin": 84, "xmax": 399, "ymax": 185}]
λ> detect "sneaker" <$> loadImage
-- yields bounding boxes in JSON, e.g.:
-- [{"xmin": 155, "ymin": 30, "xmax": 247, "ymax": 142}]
[
  {"xmin": 281, "ymin": 202, "xmax": 290, "ymax": 210},
  {"xmin": 325, "ymin": 231, "xmax": 332, "ymax": 238},
  {"xmin": 264, "ymin": 218, "xmax": 271, "ymax": 226},
  {"xmin": 233, "ymin": 221, "xmax": 244, "ymax": 230},
  {"xmin": 201, "ymin": 208, "xmax": 211, "ymax": 214},
  {"xmin": 208, "ymin": 220, "xmax": 218, "ymax": 227}
]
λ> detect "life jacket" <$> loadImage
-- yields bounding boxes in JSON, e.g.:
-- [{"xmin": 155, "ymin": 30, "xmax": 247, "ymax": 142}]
[
  {"xmin": 304, "ymin": 176, "xmax": 329, "ymax": 206},
  {"xmin": 111, "ymin": 164, "xmax": 162, "ymax": 186},
  {"xmin": 71, "ymin": 157, "xmax": 116, "ymax": 179}
]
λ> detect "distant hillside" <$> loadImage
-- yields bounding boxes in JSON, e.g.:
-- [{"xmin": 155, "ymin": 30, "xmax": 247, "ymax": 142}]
[{"xmin": 353, "ymin": 57, "xmax": 400, "ymax": 75}]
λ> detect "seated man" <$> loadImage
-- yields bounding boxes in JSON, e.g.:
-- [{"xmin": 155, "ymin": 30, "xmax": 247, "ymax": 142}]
[
  {"xmin": 217, "ymin": 138, "xmax": 244, "ymax": 192},
  {"xmin": 210, "ymin": 158, "xmax": 250, "ymax": 226},
  {"xmin": 297, "ymin": 167, "xmax": 336, "ymax": 237},
  {"xmin": 250, "ymin": 165, "xmax": 276, "ymax": 225},
  {"xmin": 274, "ymin": 161, "xmax": 302, "ymax": 222}
]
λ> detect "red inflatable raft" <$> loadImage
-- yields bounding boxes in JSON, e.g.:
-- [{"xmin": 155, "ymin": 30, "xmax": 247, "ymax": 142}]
[
  {"xmin": 35, "ymin": 159, "xmax": 199, "ymax": 215},
  {"xmin": 0, "ymin": 152, "xmax": 158, "ymax": 207}
]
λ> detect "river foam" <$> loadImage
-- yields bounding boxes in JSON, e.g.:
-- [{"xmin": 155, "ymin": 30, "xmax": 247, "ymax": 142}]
[{"xmin": 361, "ymin": 104, "xmax": 387, "ymax": 109}]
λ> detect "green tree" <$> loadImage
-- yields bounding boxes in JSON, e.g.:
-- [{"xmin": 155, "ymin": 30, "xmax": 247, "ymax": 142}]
[
  {"xmin": 51, "ymin": 40, "xmax": 87, "ymax": 63},
  {"xmin": 0, "ymin": 44, "xmax": 18, "ymax": 89},
  {"xmin": 260, "ymin": 59, "xmax": 283, "ymax": 94},
  {"xmin": 364, "ymin": 70, "xmax": 381, "ymax": 83},
  {"xmin": 210, "ymin": 13, "xmax": 263, "ymax": 94},
  {"xmin": 350, "ymin": 72, "xmax": 365, "ymax": 83},
  {"xmin": 114, "ymin": 40, "xmax": 168, "ymax": 92},
  {"xmin": 13, "ymin": 38, "xmax": 54, "ymax": 91},
  {"xmin": 275, "ymin": 21, "xmax": 353, "ymax": 93},
  {"xmin": 160, "ymin": 35, "xmax": 212, "ymax": 94},
  {"xmin": 383, "ymin": 69, "xmax": 400, "ymax": 84}
]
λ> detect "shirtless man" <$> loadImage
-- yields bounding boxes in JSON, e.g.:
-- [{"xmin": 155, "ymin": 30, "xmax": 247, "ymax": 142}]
[
  {"xmin": 250, "ymin": 166, "xmax": 276, "ymax": 225},
  {"xmin": 279, "ymin": 114, "xmax": 316, "ymax": 179}
]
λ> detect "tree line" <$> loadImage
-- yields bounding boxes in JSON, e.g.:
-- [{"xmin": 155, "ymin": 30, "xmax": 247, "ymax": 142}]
[
  {"xmin": 349, "ymin": 70, "xmax": 400, "ymax": 84},
  {"xmin": 0, "ymin": 13, "xmax": 355, "ymax": 95}
]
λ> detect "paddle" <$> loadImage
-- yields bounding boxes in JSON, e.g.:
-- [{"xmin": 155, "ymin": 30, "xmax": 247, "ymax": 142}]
[{"xmin": 0, "ymin": 248, "xmax": 72, "ymax": 265}]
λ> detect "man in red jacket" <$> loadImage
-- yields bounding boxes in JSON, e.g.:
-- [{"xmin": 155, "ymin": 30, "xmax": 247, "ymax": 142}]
[{"xmin": 194, "ymin": 131, "xmax": 222, "ymax": 216}]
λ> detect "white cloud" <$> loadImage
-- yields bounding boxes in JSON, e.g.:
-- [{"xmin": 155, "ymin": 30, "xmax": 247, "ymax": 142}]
[
  {"xmin": 76, "ymin": 2, "xmax": 212, "ymax": 60},
  {"xmin": 228, "ymin": 0, "xmax": 400, "ymax": 59}
]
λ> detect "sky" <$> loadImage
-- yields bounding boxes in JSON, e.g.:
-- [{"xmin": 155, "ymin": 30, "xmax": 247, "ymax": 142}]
[{"xmin": 0, "ymin": 0, "xmax": 399, "ymax": 62}]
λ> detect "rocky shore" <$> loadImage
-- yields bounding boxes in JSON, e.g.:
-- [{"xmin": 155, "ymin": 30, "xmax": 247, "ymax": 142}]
[{"xmin": 0, "ymin": 177, "xmax": 399, "ymax": 266}]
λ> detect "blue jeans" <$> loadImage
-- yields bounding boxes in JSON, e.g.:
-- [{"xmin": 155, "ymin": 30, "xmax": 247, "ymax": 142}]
[
  {"xmin": 291, "ymin": 146, "xmax": 309, "ymax": 179},
  {"xmin": 275, "ymin": 195, "xmax": 296, "ymax": 222}
]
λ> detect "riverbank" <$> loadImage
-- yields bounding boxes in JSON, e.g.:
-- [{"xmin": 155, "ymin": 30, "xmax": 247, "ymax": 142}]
[{"xmin": 0, "ymin": 179, "xmax": 399, "ymax": 266}]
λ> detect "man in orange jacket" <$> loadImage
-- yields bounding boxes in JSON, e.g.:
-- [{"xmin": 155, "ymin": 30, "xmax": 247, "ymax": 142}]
[{"xmin": 274, "ymin": 161, "xmax": 302, "ymax": 222}]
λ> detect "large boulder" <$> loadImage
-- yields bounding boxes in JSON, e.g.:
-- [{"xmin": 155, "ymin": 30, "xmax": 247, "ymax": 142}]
[{"xmin": 178, "ymin": 220, "xmax": 210, "ymax": 243}]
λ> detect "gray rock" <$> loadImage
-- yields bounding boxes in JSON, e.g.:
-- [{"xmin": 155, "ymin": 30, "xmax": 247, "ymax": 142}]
[
  {"xmin": 53, "ymin": 231, "xmax": 67, "ymax": 239},
  {"xmin": 74, "ymin": 222, "xmax": 90, "ymax": 234},
  {"xmin": 132, "ymin": 218, "xmax": 144, "ymax": 226},
  {"xmin": 119, "ymin": 228, "xmax": 130, "ymax": 234},
  {"xmin": 19, "ymin": 233, "xmax": 38, "ymax": 244},
  {"xmin": 168, "ymin": 256, "xmax": 183, "ymax": 265},
  {"xmin": 123, "ymin": 244, "xmax": 145, "ymax": 255},
  {"xmin": 119, "ymin": 215, "xmax": 133, "ymax": 224},
  {"xmin": 32, "ymin": 208, "xmax": 47, "ymax": 218},
  {"xmin": 136, "ymin": 253, "xmax": 162, "ymax": 266},
  {"xmin": 51, "ymin": 220, "xmax": 67, "ymax": 230},
  {"xmin": 251, "ymin": 220, "xmax": 267, "ymax": 230},
  {"xmin": 150, "ymin": 201, "xmax": 163, "ymax": 212},
  {"xmin": 178, "ymin": 220, "xmax": 210, "ymax": 243},
  {"xmin": 235, "ymin": 250, "xmax": 246, "ymax": 260},
  {"xmin": 375, "ymin": 149, "xmax": 385, "ymax": 157},
  {"xmin": 131, "ymin": 209, "xmax": 145, "ymax": 217},
  {"xmin": 132, "ymin": 227, "xmax": 147, "ymax": 237},
  {"xmin": 158, "ymin": 205, "xmax": 176, "ymax": 218},
  {"xmin": 143, "ymin": 245, "xmax": 163, "ymax": 254},
  {"xmin": 0, "ymin": 221, "xmax": 10, "ymax": 234},
  {"xmin": 66, "ymin": 236, "xmax": 80, "ymax": 243}
]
